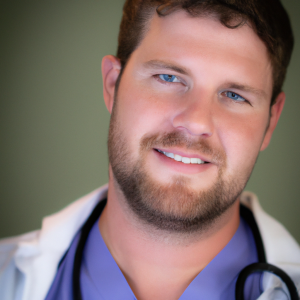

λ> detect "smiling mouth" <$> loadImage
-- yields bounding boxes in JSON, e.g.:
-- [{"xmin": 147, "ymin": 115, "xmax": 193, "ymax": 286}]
[{"xmin": 155, "ymin": 149, "xmax": 209, "ymax": 165}]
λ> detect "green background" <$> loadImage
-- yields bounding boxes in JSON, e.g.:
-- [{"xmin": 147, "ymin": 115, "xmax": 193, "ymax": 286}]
[{"xmin": 1, "ymin": 0, "xmax": 299, "ymax": 242}]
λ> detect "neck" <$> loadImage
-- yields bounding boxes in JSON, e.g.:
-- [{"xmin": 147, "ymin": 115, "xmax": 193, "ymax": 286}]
[{"xmin": 99, "ymin": 174, "xmax": 240, "ymax": 300}]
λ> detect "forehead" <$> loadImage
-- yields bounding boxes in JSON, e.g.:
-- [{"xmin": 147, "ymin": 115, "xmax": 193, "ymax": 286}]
[{"xmin": 127, "ymin": 10, "xmax": 273, "ymax": 98}]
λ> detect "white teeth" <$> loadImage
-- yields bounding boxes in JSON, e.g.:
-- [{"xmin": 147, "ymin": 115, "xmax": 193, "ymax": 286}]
[
  {"xmin": 182, "ymin": 157, "xmax": 191, "ymax": 164},
  {"xmin": 174, "ymin": 154, "xmax": 182, "ymax": 162},
  {"xmin": 158, "ymin": 150, "xmax": 205, "ymax": 164},
  {"xmin": 191, "ymin": 158, "xmax": 198, "ymax": 164},
  {"xmin": 165, "ymin": 152, "xmax": 174, "ymax": 159}
]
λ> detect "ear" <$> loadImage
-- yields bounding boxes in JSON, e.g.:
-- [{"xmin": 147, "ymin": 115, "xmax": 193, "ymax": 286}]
[
  {"xmin": 102, "ymin": 55, "xmax": 121, "ymax": 114},
  {"xmin": 260, "ymin": 92, "xmax": 285, "ymax": 151}
]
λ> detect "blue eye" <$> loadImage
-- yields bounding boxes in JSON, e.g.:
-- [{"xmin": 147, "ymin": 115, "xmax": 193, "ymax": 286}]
[
  {"xmin": 225, "ymin": 91, "xmax": 246, "ymax": 102},
  {"xmin": 159, "ymin": 74, "xmax": 180, "ymax": 83}
]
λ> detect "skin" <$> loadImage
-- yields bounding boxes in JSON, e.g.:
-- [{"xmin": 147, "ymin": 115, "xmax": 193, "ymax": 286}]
[{"xmin": 99, "ymin": 11, "xmax": 285, "ymax": 300}]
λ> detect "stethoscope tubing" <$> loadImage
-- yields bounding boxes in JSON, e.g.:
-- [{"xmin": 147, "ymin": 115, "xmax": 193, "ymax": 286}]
[
  {"xmin": 236, "ymin": 262, "xmax": 299, "ymax": 300},
  {"xmin": 72, "ymin": 199, "xmax": 107, "ymax": 300}
]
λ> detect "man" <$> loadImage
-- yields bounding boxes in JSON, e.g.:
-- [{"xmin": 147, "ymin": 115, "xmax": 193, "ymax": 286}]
[{"xmin": 1, "ymin": 0, "xmax": 300, "ymax": 299}]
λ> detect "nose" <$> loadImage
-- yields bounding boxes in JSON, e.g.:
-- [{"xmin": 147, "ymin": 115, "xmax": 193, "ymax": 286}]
[{"xmin": 172, "ymin": 93, "xmax": 214, "ymax": 137}]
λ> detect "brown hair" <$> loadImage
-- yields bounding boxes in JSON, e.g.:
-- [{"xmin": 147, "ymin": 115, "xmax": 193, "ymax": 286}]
[{"xmin": 117, "ymin": 0, "xmax": 294, "ymax": 105}]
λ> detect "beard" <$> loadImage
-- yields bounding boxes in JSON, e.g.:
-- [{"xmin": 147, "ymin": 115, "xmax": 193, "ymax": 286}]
[{"xmin": 108, "ymin": 102, "xmax": 252, "ymax": 234}]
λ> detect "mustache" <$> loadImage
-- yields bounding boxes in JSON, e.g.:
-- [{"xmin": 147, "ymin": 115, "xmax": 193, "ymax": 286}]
[{"xmin": 140, "ymin": 131, "xmax": 226, "ymax": 164}]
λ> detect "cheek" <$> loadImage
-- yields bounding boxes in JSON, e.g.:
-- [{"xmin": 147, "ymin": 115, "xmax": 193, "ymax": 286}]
[
  {"xmin": 217, "ymin": 110, "xmax": 269, "ymax": 172},
  {"xmin": 114, "ymin": 89, "xmax": 174, "ymax": 160},
  {"xmin": 117, "ymin": 83, "xmax": 176, "ymax": 137}
]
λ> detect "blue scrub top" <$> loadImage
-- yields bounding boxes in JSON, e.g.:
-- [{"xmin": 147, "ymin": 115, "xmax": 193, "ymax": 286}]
[{"xmin": 46, "ymin": 213, "xmax": 261, "ymax": 300}]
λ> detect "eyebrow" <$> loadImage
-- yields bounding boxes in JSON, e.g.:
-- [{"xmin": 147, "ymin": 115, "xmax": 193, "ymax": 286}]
[
  {"xmin": 143, "ymin": 60, "xmax": 189, "ymax": 75},
  {"xmin": 226, "ymin": 83, "xmax": 268, "ymax": 99}
]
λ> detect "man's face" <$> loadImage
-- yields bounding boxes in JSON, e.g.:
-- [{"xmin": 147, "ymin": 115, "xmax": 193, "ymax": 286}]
[{"xmin": 107, "ymin": 11, "xmax": 276, "ymax": 232}]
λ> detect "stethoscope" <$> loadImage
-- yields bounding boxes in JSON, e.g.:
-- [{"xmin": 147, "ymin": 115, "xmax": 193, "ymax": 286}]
[{"xmin": 71, "ymin": 199, "xmax": 299, "ymax": 300}]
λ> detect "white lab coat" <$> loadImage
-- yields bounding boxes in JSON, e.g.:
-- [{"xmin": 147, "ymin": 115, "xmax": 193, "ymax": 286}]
[{"xmin": 0, "ymin": 185, "xmax": 300, "ymax": 300}]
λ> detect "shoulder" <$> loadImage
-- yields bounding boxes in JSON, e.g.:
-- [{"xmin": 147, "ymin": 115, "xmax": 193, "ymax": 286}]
[
  {"xmin": 240, "ymin": 191, "xmax": 300, "ymax": 263},
  {"xmin": 0, "ymin": 185, "xmax": 108, "ymax": 300},
  {"xmin": 241, "ymin": 191, "xmax": 300, "ymax": 293},
  {"xmin": 0, "ymin": 230, "xmax": 40, "ymax": 300},
  {"xmin": 0, "ymin": 230, "xmax": 40, "ymax": 263}
]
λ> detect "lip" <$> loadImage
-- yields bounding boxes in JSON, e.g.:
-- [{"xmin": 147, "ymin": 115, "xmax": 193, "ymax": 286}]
[
  {"xmin": 154, "ymin": 147, "xmax": 211, "ymax": 163},
  {"xmin": 152, "ymin": 148, "xmax": 215, "ymax": 175}
]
